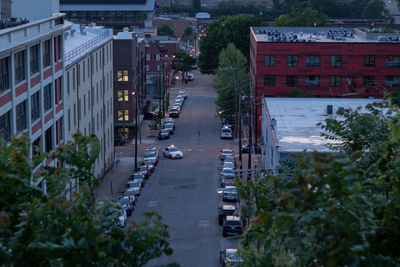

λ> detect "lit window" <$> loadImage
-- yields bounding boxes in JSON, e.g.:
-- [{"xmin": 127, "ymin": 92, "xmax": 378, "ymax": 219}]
[
  {"xmin": 117, "ymin": 90, "xmax": 129, "ymax": 101},
  {"xmin": 117, "ymin": 70, "xmax": 129, "ymax": 82},
  {"xmin": 117, "ymin": 110, "xmax": 129, "ymax": 121}
]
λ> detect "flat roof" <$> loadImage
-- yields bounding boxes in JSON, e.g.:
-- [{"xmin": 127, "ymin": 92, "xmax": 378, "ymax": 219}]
[
  {"xmin": 252, "ymin": 27, "xmax": 400, "ymax": 43},
  {"xmin": 264, "ymin": 98, "xmax": 381, "ymax": 153},
  {"xmin": 60, "ymin": 0, "xmax": 156, "ymax": 11}
]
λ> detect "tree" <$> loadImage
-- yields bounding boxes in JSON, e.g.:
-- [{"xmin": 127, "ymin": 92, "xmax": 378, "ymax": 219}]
[
  {"xmin": 192, "ymin": 0, "xmax": 201, "ymax": 12},
  {"xmin": 157, "ymin": 24, "xmax": 176, "ymax": 37},
  {"xmin": 172, "ymin": 49, "xmax": 196, "ymax": 75},
  {"xmin": 237, "ymin": 100, "xmax": 400, "ymax": 265},
  {"xmin": 182, "ymin": 26, "xmax": 194, "ymax": 42},
  {"xmin": 361, "ymin": 0, "xmax": 387, "ymax": 18},
  {"xmin": 198, "ymin": 15, "xmax": 262, "ymax": 74},
  {"xmin": 214, "ymin": 43, "xmax": 249, "ymax": 120},
  {"xmin": 0, "ymin": 133, "xmax": 173, "ymax": 265},
  {"xmin": 272, "ymin": 6, "xmax": 329, "ymax": 27}
]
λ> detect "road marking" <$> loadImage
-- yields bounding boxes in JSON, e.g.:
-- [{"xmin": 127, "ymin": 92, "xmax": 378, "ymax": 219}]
[
  {"xmin": 198, "ymin": 220, "xmax": 211, "ymax": 228},
  {"xmin": 187, "ymin": 148, "xmax": 192, "ymax": 151},
  {"xmin": 197, "ymin": 148, "xmax": 204, "ymax": 152},
  {"xmin": 147, "ymin": 201, "xmax": 159, "ymax": 207}
]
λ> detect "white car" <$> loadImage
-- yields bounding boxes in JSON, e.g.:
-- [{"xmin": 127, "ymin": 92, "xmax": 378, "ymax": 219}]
[
  {"xmin": 143, "ymin": 150, "xmax": 158, "ymax": 165},
  {"xmin": 118, "ymin": 209, "xmax": 127, "ymax": 228},
  {"xmin": 220, "ymin": 148, "xmax": 234, "ymax": 160},
  {"xmin": 185, "ymin": 72, "xmax": 194, "ymax": 81},
  {"xmin": 163, "ymin": 145, "xmax": 183, "ymax": 159},
  {"xmin": 220, "ymin": 126, "xmax": 233, "ymax": 139},
  {"xmin": 179, "ymin": 90, "xmax": 187, "ymax": 99},
  {"xmin": 126, "ymin": 181, "xmax": 141, "ymax": 195}
]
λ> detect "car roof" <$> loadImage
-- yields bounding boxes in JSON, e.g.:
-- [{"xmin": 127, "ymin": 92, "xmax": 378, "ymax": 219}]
[
  {"xmin": 222, "ymin": 205, "xmax": 236, "ymax": 210},
  {"xmin": 226, "ymin": 216, "xmax": 241, "ymax": 221},
  {"xmin": 225, "ymin": 186, "xmax": 237, "ymax": 189},
  {"xmin": 222, "ymin": 149, "xmax": 233, "ymax": 152},
  {"xmin": 222, "ymin": 167, "xmax": 234, "ymax": 171},
  {"xmin": 226, "ymin": 248, "xmax": 238, "ymax": 253}
]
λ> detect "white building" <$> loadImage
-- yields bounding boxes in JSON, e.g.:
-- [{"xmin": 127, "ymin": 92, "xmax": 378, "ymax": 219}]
[
  {"xmin": 0, "ymin": 0, "xmax": 70, "ymax": 191},
  {"xmin": 64, "ymin": 24, "xmax": 114, "ymax": 179},
  {"xmin": 261, "ymin": 98, "xmax": 380, "ymax": 170}
]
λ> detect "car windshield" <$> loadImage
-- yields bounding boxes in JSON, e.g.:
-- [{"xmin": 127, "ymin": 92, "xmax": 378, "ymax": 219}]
[
  {"xmin": 226, "ymin": 250, "xmax": 242, "ymax": 262},
  {"xmin": 222, "ymin": 129, "xmax": 231, "ymax": 133},
  {"xmin": 119, "ymin": 198, "xmax": 129, "ymax": 205},
  {"xmin": 223, "ymin": 168, "xmax": 234, "ymax": 174},
  {"xmin": 139, "ymin": 166, "xmax": 147, "ymax": 171},
  {"xmin": 223, "ymin": 209, "xmax": 235, "ymax": 215},
  {"xmin": 130, "ymin": 183, "xmax": 140, "ymax": 188},
  {"xmin": 161, "ymin": 129, "xmax": 168, "ymax": 133},
  {"xmin": 227, "ymin": 220, "xmax": 241, "ymax": 226},
  {"xmin": 169, "ymin": 147, "xmax": 179, "ymax": 152},
  {"xmin": 170, "ymin": 109, "xmax": 178, "ymax": 112},
  {"xmin": 144, "ymin": 152, "xmax": 155, "ymax": 157},
  {"xmin": 224, "ymin": 162, "xmax": 234, "ymax": 168},
  {"xmin": 165, "ymin": 124, "xmax": 172, "ymax": 128},
  {"xmin": 124, "ymin": 190, "xmax": 134, "ymax": 196},
  {"xmin": 131, "ymin": 174, "xmax": 142, "ymax": 180},
  {"xmin": 222, "ymin": 149, "xmax": 232, "ymax": 154},
  {"xmin": 225, "ymin": 156, "xmax": 235, "ymax": 161}
]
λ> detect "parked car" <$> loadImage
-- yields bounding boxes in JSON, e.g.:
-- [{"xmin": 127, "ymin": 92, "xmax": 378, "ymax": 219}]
[
  {"xmin": 218, "ymin": 205, "xmax": 236, "ymax": 225},
  {"xmin": 143, "ymin": 151, "xmax": 158, "ymax": 165},
  {"xmin": 143, "ymin": 111, "xmax": 155, "ymax": 120},
  {"xmin": 164, "ymin": 123, "xmax": 174, "ymax": 135},
  {"xmin": 222, "ymin": 161, "xmax": 235, "ymax": 169},
  {"xmin": 114, "ymin": 135, "xmax": 126, "ymax": 146},
  {"xmin": 119, "ymin": 196, "xmax": 134, "ymax": 216},
  {"xmin": 175, "ymin": 95, "xmax": 185, "ymax": 103},
  {"xmin": 137, "ymin": 165, "xmax": 151, "ymax": 179},
  {"xmin": 146, "ymin": 147, "xmax": 159, "ymax": 156},
  {"xmin": 126, "ymin": 181, "xmax": 141, "ymax": 196},
  {"xmin": 220, "ymin": 167, "xmax": 235, "ymax": 179},
  {"xmin": 143, "ymin": 160, "xmax": 155, "ymax": 172},
  {"xmin": 191, "ymin": 65, "xmax": 197, "ymax": 70},
  {"xmin": 220, "ymin": 149, "xmax": 234, "ymax": 160},
  {"xmin": 169, "ymin": 108, "xmax": 180, "ymax": 118},
  {"xmin": 163, "ymin": 145, "xmax": 183, "ymax": 159},
  {"xmin": 185, "ymin": 72, "xmax": 194, "ymax": 81},
  {"xmin": 222, "ymin": 186, "xmax": 238, "ymax": 202},
  {"xmin": 123, "ymin": 189, "xmax": 137, "ymax": 204},
  {"xmin": 220, "ymin": 248, "xmax": 243, "ymax": 266},
  {"xmin": 117, "ymin": 209, "xmax": 127, "ymax": 228},
  {"xmin": 220, "ymin": 126, "xmax": 233, "ymax": 139},
  {"xmin": 179, "ymin": 90, "xmax": 187, "ymax": 99},
  {"xmin": 159, "ymin": 128, "xmax": 170, "ymax": 139},
  {"xmin": 224, "ymin": 156, "xmax": 236, "ymax": 166},
  {"xmin": 164, "ymin": 118, "xmax": 175, "ymax": 129},
  {"xmin": 241, "ymin": 144, "xmax": 262, "ymax": 154},
  {"xmin": 222, "ymin": 216, "xmax": 244, "ymax": 237},
  {"xmin": 129, "ymin": 173, "xmax": 144, "ymax": 187},
  {"xmin": 221, "ymin": 176, "xmax": 236, "ymax": 187}
]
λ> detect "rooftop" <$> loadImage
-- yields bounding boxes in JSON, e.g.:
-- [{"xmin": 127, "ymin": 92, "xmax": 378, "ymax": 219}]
[
  {"xmin": 60, "ymin": 0, "xmax": 156, "ymax": 11},
  {"xmin": 264, "ymin": 98, "xmax": 381, "ymax": 153},
  {"xmin": 64, "ymin": 23, "xmax": 112, "ymax": 66},
  {"xmin": 252, "ymin": 27, "xmax": 400, "ymax": 43}
]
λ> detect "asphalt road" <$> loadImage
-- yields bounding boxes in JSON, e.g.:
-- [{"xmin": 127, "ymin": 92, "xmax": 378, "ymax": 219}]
[{"xmin": 130, "ymin": 71, "xmax": 241, "ymax": 267}]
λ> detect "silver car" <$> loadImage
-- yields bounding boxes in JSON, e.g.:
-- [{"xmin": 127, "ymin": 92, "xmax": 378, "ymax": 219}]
[{"xmin": 163, "ymin": 145, "xmax": 183, "ymax": 159}]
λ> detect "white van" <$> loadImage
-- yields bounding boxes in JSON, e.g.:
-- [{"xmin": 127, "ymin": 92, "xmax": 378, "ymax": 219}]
[{"xmin": 220, "ymin": 126, "xmax": 233, "ymax": 139}]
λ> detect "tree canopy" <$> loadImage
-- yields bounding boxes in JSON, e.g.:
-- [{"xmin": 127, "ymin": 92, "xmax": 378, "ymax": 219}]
[
  {"xmin": 0, "ymin": 133, "xmax": 173, "ymax": 266},
  {"xmin": 214, "ymin": 43, "xmax": 249, "ymax": 119},
  {"xmin": 157, "ymin": 24, "xmax": 176, "ymax": 37},
  {"xmin": 198, "ymin": 15, "xmax": 262, "ymax": 74},
  {"xmin": 271, "ymin": 6, "xmax": 329, "ymax": 27},
  {"xmin": 237, "ymin": 100, "xmax": 400, "ymax": 265},
  {"xmin": 172, "ymin": 49, "xmax": 196, "ymax": 74},
  {"xmin": 182, "ymin": 26, "xmax": 195, "ymax": 42}
]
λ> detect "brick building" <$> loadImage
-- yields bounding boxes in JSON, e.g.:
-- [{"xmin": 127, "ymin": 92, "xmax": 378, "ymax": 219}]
[
  {"xmin": 153, "ymin": 15, "xmax": 197, "ymax": 38},
  {"xmin": 250, "ymin": 26, "xmax": 400, "ymax": 142}
]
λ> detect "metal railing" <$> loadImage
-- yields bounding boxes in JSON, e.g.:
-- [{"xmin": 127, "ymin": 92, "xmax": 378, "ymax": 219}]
[{"xmin": 65, "ymin": 30, "xmax": 111, "ymax": 62}]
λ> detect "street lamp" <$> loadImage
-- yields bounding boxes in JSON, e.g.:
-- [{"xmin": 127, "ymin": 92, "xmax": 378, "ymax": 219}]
[{"xmin": 132, "ymin": 91, "xmax": 139, "ymax": 170}]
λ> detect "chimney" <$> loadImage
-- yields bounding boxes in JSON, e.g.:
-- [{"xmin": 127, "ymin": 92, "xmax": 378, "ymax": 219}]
[
  {"xmin": 80, "ymin": 25, "xmax": 86, "ymax": 35},
  {"xmin": 70, "ymin": 29, "xmax": 76, "ymax": 37},
  {"xmin": 327, "ymin": 105, "xmax": 333, "ymax": 115}
]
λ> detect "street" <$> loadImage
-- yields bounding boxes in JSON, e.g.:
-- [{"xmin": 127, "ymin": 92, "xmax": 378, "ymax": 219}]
[{"xmin": 97, "ymin": 70, "xmax": 241, "ymax": 266}]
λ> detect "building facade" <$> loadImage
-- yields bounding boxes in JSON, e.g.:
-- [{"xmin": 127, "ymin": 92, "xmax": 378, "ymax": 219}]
[
  {"xmin": 0, "ymin": 4, "xmax": 70, "ymax": 191},
  {"xmin": 113, "ymin": 29, "xmax": 146, "ymax": 140},
  {"xmin": 64, "ymin": 24, "xmax": 114, "ymax": 179},
  {"xmin": 250, "ymin": 27, "xmax": 400, "ymax": 142},
  {"xmin": 153, "ymin": 15, "xmax": 197, "ymax": 38}
]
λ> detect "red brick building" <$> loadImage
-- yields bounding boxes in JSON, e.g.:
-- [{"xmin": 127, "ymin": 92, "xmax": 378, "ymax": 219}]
[{"xmin": 250, "ymin": 26, "xmax": 400, "ymax": 141}]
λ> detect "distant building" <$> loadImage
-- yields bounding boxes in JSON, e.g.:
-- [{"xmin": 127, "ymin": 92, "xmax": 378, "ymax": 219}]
[
  {"xmin": 60, "ymin": 0, "xmax": 157, "ymax": 28},
  {"xmin": 64, "ymin": 24, "xmax": 114, "ymax": 179},
  {"xmin": 153, "ymin": 15, "xmax": 197, "ymax": 38},
  {"xmin": 250, "ymin": 26, "xmax": 400, "ymax": 143},
  {"xmin": 0, "ymin": 0, "xmax": 70, "ymax": 192},
  {"xmin": 113, "ymin": 28, "xmax": 146, "ymax": 140},
  {"xmin": 158, "ymin": 0, "xmax": 272, "ymax": 9},
  {"xmin": 261, "ymin": 98, "xmax": 380, "ymax": 169}
]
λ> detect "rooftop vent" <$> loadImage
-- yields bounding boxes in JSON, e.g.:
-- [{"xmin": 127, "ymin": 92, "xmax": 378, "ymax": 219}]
[{"xmin": 327, "ymin": 105, "xmax": 333, "ymax": 115}]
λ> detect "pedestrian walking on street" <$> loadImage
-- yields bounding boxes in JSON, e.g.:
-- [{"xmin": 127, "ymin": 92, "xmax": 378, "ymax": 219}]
[{"xmin": 198, "ymin": 129, "xmax": 200, "ymax": 139}]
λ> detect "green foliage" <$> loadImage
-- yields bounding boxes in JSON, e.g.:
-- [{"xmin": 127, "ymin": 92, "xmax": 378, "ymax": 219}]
[
  {"xmin": 0, "ymin": 133, "xmax": 173, "ymax": 265},
  {"xmin": 157, "ymin": 24, "xmax": 176, "ymax": 37},
  {"xmin": 286, "ymin": 88, "xmax": 313, "ymax": 98},
  {"xmin": 172, "ymin": 49, "xmax": 196, "ymax": 74},
  {"xmin": 192, "ymin": 0, "xmax": 201, "ymax": 12},
  {"xmin": 198, "ymin": 15, "xmax": 262, "ymax": 74},
  {"xmin": 238, "ymin": 100, "xmax": 400, "ymax": 265},
  {"xmin": 272, "ymin": 6, "xmax": 329, "ymax": 27},
  {"xmin": 361, "ymin": 0, "xmax": 387, "ymax": 18},
  {"xmin": 182, "ymin": 26, "xmax": 194, "ymax": 42},
  {"xmin": 214, "ymin": 43, "xmax": 249, "ymax": 119}
]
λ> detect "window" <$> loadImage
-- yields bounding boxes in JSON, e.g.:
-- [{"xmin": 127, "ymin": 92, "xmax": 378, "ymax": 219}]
[
  {"xmin": 264, "ymin": 75, "xmax": 276, "ymax": 86},
  {"xmin": 117, "ymin": 90, "xmax": 129, "ymax": 101},
  {"xmin": 0, "ymin": 111, "xmax": 11, "ymax": 141},
  {"xmin": 287, "ymin": 55, "xmax": 298, "ymax": 66},
  {"xmin": 45, "ymin": 127, "xmax": 53, "ymax": 152},
  {"xmin": 43, "ymin": 39, "xmax": 51, "ymax": 68},
  {"xmin": 117, "ymin": 70, "xmax": 129, "ymax": 82},
  {"xmin": 364, "ymin": 55, "xmax": 375, "ymax": 67},
  {"xmin": 87, "ymin": 58, "xmax": 90, "ymax": 78},
  {"xmin": 330, "ymin": 55, "xmax": 342, "ymax": 67},
  {"xmin": 156, "ymin": 54, "xmax": 160, "ymax": 61},
  {"xmin": 0, "ymin": 57, "xmax": 10, "ymax": 91},
  {"xmin": 32, "ymin": 137, "xmax": 41, "ymax": 156},
  {"xmin": 72, "ymin": 68, "xmax": 76, "ymax": 91},
  {"xmin": 83, "ymin": 61, "xmax": 86, "ymax": 82},
  {"xmin": 264, "ymin": 55, "xmax": 276, "ymax": 66},
  {"xmin": 330, "ymin": 76, "xmax": 341, "ymax": 87},
  {"xmin": 306, "ymin": 75, "xmax": 320, "ymax": 87},
  {"xmin": 55, "ymin": 78, "xmax": 62, "ymax": 104},
  {"xmin": 306, "ymin": 55, "xmax": 320, "ymax": 66},
  {"xmin": 286, "ymin": 75, "xmax": 298, "ymax": 87},
  {"xmin": 14, "ymin": 50, "xmax": 26, "ymax": 83},
  {"xmin": 386, "ymin": 76, "xmax": 400, "ymax": 87},
  {"xmin": 117, "ymin": 110, "xmax": 129, "ymax": 121},
  {"xmin": 31, "ymin": 91, "xmax": 40, "ymax": 121},
  {"xmin": 53, "ymin": 36, "xmax": 61, "ymax": 62},
  {"xmin": 157, "ymin": 65, "xmax": 160, "ymax": 71},
  {"xmin": 77, "ymin": 64, "xmax": 80, "ymax": 86},
  {"xmin": 44, "ymin": 83, "xmax": 52, "ymax": 112},
  {"xmin": 68, "ymin": 109, "xmax": 71, "ymax": 131},
  {"xmin": 386, "ymin": 55, "xmax": 400, "ymax": 67},
  {"xmin": 73, "ymin": 103, "xmax": 76, "ymax": 126},
  {"xmin": 363, "ymin": 76, "xmax": 375, "ymax": 87},
  {"xmin": 67, "ymin": 71, "xmax": 70, "ymax": 95},
  {"xmin": 30, "ymin": 44, "xmax": 39, "ymax": 75},
  {"xmin": 84, "ymin": 94, "xmax": 86, "ymax": 116},
  {"xmin": 146, "ymin": 54, "xmax": 150, "ymax": 60},
  {"xmin": 16, "ymin": 101, "xmax": 27, "ymax": 132},
  {"xmin": 146, "ymin": 65, "xmax": 149, "ymax": 71}
]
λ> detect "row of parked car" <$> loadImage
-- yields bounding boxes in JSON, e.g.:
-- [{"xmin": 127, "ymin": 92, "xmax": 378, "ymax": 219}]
[
  {"xmin": 117, "ymin": 147, "xmax": 159, "ymax": 227},
  {"xmin": 168, "ymin": 90, "xmax": 187, "ymax": 118},
  {"xmin": 217, "ymin": 148, "xmax": 244, "ymax": 266}
]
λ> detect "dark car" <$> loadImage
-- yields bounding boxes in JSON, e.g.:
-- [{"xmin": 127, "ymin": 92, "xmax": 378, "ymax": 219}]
[
  {"xmin": 218, "ymin": 205, "xmax": 236, "ymax": 225},
  {"xmin": 159, "ymin": 129, "xmax": 170, "ymax": 140},
  {"xmin": 220, "ymin": 248, "xmax": 243, "ymax": 266},
  {"xmin": 119, "ymin": 197, "xmax": 134, "ymax": 216},
  {"xmin": 169, "ymin": 108, "xmax": 180, "ymax": 118},
  {"xmin": 143, "ymin": 111, "xmax": 155, "ymax": 120},
  {"xmin": 129, "ymin": 173, "xmax": 145, "ymax": 187},
  {"xmin": 241, "ymin": 144, "xmax": 262, "ymax": 154},
  {"xmin": 222, "ymin": 186, "xmax": 238, "ymax": 202},
  {"xmin": 137, "ymin": 165, "xmax": 151, "ymax": 179},
  {"xmin": 114, "ymin": 135, "xmax": 126, "ymax": 146},
  {"xmin": 222, "ymin": 216, "xmax": 244, "ymax": 237}
]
